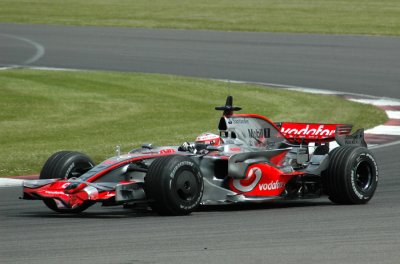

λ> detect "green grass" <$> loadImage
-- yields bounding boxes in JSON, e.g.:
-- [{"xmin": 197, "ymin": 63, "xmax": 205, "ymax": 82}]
[
  {"xmin": 0, "ymin": 69, "xmax": 387, "ymax": 176},
  {"xmin": 0, "ymin": 0, "xmax": 399, "ymax": 35}
]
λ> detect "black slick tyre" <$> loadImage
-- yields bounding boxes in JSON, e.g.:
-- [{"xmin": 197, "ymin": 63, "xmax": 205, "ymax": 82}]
[
  {"xmin": 145, "ymin": 155, "xmax": 204, "ymax": 216},
  {"xmin": 39, "ymin": 151, "xmax": 95, "ymax": 213},
  {"xmin": 325, "ymin": 146, "xmax": 378, "ymax": 204}
]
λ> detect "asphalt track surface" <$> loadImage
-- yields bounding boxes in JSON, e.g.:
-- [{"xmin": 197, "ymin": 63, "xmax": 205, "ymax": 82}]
[
  {"xmin": 1, "ymin": 23, "xmax": 400, "ymax": 98},
  {"xmin": 1, "ymin": 23, "xmax": 400, "ymax": 264}
]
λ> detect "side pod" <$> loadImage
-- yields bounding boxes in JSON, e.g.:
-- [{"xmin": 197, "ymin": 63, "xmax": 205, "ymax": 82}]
[{"xmin": 228, "ymin": 149, "xmax": 289, "ymax": 179}]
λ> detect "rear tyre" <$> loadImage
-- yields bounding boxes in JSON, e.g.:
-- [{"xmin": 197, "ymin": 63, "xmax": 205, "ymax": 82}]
[
  {"xmin": 39, "ymin": 151, "xmax": 95, "ymax": 213},
  {"xmin": 145, "ymin": 155, "xmax": 203, "ymax": 216},
  {"xmin": 325, "ymin": 146, "xmax": 378, "ymax": 204}
]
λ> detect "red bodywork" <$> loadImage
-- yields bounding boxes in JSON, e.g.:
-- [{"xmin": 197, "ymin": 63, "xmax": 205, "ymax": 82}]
[{"xmin": 23, "ymin": 152, "xmax": 174, "ymax": 209}]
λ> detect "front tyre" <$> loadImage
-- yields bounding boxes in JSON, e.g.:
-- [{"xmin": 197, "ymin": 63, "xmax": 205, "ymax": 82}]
[
  {"xmin": 145, "ymin": 155, "xmax": 204, "ymax": 216},
  {"xmin": 39, "ymin": 151, "xmax": 95, "ymax": 213},
  {"xmin": 40, "ymin": 151, "xmax": 95, "ymax": 180},
  {"xmin": 325, "ymin": 146, "xmax": 378, "ymax": 204}
]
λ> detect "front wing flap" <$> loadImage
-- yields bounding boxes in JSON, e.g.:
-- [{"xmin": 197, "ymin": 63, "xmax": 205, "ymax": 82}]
[{"xmin": 22, "ymin": 179, "xmax": 116, "ymax": 209}]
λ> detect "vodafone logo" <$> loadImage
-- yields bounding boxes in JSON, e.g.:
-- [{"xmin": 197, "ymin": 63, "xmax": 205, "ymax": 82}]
[
  {"xmin": 258, "ymin": 180, "xmax": 285, "ymax": 191},
  {"xmin": 233, "ymin": 167, "xmax": 262, "ymax": 192},
  {"xmin": 281, "ymin": 124, "xmax": 335, "ymax": 137}
]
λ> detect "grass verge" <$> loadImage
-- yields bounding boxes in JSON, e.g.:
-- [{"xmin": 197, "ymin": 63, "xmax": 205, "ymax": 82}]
[
  {"xmin": 0, "ymin": 69, "xmax": 387, "ymax": 176},
  {"xmin": 0, "ymin": 0, "xmax": 399, "ymax": 36}
]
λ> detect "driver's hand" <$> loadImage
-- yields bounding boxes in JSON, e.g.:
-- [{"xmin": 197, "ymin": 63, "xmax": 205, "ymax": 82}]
[{"xmin": 178, "ymin": 142, "xmax": 196, "ymax": 153}]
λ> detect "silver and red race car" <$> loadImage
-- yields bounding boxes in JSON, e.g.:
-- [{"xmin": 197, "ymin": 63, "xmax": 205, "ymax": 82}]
[{"xmin": 22, "ymin": 96, "xmax": 378, "ymax": 215}]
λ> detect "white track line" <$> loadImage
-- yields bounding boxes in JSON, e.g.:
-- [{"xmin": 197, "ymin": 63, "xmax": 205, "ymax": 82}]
[
  {"xmin": 0, "ymin": 66, "xmax": 19, "ymax": 70},
  {"xmin": 370, "ymin": 139, "xmax": 400, "ymax": 149},
  {"xmin": 25, "ymin": 66, "xmax": 80, "ymax": 71},
  {"xmin": 286, "ymin": 87, "xmax": 342, "ymax": 95},
  {"xmin": 0, "ymin": 33, "xmax": 45, "ymax": 65},
  {"xmin": 348, "ymin": 98, "xmax": 400, "ymax": 106}
]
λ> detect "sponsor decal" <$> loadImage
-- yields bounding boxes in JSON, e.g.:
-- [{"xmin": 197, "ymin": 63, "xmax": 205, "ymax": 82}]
[
  {"xmin": 233, "ymin": 167, "xmax": 262, "ymax": 192},
  {"xmin": 258, "ymin": 180, "xmax": 285, "ymax": 191},
  {"xmin": 44, "ymin": 190, "xmax": 65, "ymax": 195},
  {"xmin": 65, "ymin": 162, "xmax": 75, "ymax": 178},
  {"xmin": 170, "ymin": 161, "xmax": 194, "ymax": 179},
  {"xmin": 248, "ymin": 128, "xmax": 270, "ymax": 138},
  {"xmin": 159, "ymin": 148, "xmax": 176, "ymax": 154},
  {"xmin": 281, "ymin": 124, "xmax": 335, "ymax": 137},
  {"xmin": 228, "ymin": 118, "xmax": 249, "ymax": 125}
]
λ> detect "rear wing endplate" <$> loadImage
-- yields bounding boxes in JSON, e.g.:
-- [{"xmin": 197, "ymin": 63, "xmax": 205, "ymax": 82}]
[{"xmin": 335, "ymin": 127, "xmax": 367, "ymax": 148}]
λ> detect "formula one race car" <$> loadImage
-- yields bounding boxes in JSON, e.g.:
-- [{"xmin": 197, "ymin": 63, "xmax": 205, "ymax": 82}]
[{"xmin": 22, "ymin": 96, "xmax": 379, "ymax": 215}]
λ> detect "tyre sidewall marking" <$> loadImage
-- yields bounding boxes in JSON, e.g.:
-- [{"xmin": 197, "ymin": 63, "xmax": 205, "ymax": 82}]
[
  {"xmin": 350, "ymin": 152, "xmax": 378, "ymax": 200},
  {"xmin": 64, "ymin": 162, "xmax": 75, "ymax": 179},
  {"xmin": 169, "ymin": 160, "xmax": 203, "ymax": 210}
]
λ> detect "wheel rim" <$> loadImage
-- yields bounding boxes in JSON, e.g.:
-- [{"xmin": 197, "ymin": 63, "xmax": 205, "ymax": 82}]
[
  {"xmin": 175, "ymin": 170, "xmax": 199, "ymax": 202},
  {"xmin": 355, "ymin": 160, "xmax": 373, "ymax": 192}
]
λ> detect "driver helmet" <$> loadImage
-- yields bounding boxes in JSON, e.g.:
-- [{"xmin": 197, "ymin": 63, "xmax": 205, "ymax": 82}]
[{"xmin": 195, "ymin": 132, "xmax": 222, "ymax": 146}]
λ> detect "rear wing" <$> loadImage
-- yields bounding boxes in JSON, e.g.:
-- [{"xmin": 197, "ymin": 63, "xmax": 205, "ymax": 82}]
[{"xmin": 277, "ymin": 122, "xmax": 353, "ymax": 144}]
